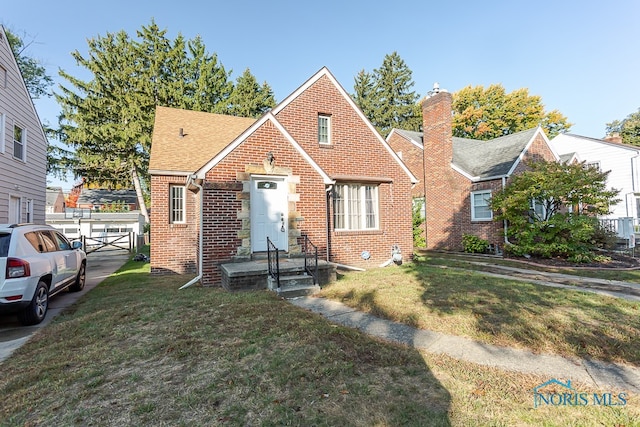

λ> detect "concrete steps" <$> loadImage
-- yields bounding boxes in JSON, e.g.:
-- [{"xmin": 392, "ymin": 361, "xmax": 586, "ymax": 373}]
[{"xmin": 267, "ymin": 273, "xmax": 320, "ymax": 298}]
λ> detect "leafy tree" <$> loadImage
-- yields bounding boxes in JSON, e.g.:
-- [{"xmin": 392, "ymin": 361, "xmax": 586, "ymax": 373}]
[
  {"xmin": 4, "ymin": 28, "xmax": 53, "ymax": 100},
  {"xmin": 491, "ymin": 160, "xmax": 620, "ymax": 262},
  {"xmin": 56, "ymin": 20, "xmax": 264, "ymax": 222},
  {"xmin": 452, "ymin": 84, "xmax": 571, "ymax": 140},
  {"xmin": 606, "ymin": 108, "xmax": 640, "ymax": 146},
  {"xmin": 352, "ymin": 52, "xmax": 421, "ymax": 137},
  {"xmin": 226, "ymin": 68, "xmax": 276, "ymax": 118}
]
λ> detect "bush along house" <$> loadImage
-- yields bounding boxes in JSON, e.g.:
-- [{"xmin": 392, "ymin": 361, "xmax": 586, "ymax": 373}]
[
  {"xmin": 149, "ymin": 67, "xmax": 417, "ymax": 290},
  {"xmin": 387, "ymin": 84, "xmax": 558, "ymax": 252}
]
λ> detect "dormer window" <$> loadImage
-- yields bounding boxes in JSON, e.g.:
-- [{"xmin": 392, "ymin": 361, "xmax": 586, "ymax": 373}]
[{"xmin": 318, "ymin": 114, "xmax": 331, "ymax": 145}]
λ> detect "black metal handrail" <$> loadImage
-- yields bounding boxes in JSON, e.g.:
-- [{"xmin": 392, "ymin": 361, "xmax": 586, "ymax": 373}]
[
  {"xmin": 267, "ymin": 237, "xmax": 280, "ymax": 289},
  {"xmin": 302, "ymin": 234, "xmax": 318, "ymax": 285}
]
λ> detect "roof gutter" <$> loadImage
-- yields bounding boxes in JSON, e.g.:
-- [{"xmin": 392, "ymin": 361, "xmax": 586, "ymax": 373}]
[{"xmin": 180, "ymin": 174, "xmax": 203, "ymax": 289}]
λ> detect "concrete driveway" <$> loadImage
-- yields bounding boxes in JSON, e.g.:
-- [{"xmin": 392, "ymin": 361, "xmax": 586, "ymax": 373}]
[{"xmin": 0, "ymin": 250, "xmax": 130, "ymax": 363}]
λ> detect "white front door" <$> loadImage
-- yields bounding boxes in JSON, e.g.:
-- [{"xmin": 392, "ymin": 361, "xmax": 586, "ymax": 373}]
[
  {"xmin": 9, "ymin": 196, "xmax": 20, "ymax": 223},
  {"xmin": 251, "ymin": 177, "xmax": 288, "ymax": 252}
]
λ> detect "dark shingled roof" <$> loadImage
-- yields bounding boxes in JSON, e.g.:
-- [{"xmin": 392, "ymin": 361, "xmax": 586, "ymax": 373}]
[
  {"xmin": 78, "ymin": 189, "xmax": 138, "ymax": 205},
  {"xmin": 392, "ymin": 127, "xmax": 540, "ymax": 179}
]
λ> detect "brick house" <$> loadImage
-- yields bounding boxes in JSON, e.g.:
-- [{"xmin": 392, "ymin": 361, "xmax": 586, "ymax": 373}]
[
  {"xmin": 149, "ymin": 67, "xmax": 417, "ymax": 286},
  {"xmin": 387, "ymin": 86, "xmax": 558, "ymax": 251}
]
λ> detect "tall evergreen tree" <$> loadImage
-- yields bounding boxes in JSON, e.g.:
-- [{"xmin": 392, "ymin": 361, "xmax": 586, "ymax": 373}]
[
  {"xmin": 352, "ymin": 69, "xmax": 377, "ymax": 122},
  {"xmin": 56, "ymin": 20, "xmax": 247, "ymax": 222},
  {"xmin": 226, "ymin": 68, "xmax": 276, "ymax": 118},
  {"xmin": 352, "ymin": 52, "xmax": 421, "ymax": 137},
  {"xmin": 452, "ymin": 84, "xmax": 571, "ymax": 140}
]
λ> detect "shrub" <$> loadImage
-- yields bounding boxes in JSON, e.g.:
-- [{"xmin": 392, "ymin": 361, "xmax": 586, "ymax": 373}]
[{"xmin": 462, "ymin": 234, "xmax": 488, "ymax": 253}]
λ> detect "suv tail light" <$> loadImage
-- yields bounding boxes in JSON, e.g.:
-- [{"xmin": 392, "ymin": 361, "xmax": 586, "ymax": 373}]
[{"xmin": 7, "ymin": 258, "xmax": 31, "ymax": 278}]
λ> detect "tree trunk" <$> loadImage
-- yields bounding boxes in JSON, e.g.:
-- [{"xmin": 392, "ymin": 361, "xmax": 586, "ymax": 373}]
[{"xmin": 131, "ymin": 167, "xmax": 149, "ymax": 223}]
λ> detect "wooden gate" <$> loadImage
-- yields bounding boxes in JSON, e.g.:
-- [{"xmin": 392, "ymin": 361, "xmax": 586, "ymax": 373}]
[{"xmin": 81, "ymin": 232, "xmax": 134, "ymax": 254}]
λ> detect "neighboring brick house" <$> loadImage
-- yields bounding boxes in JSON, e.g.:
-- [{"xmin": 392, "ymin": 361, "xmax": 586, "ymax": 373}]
[
  {"xmin": 387, "ymin": 87, "xmax": 558, "ymax": 251},
  {"xmin": 45, "ymin": 187, "xmax": 65, "ymax": 213},
  {"xmin": 149, "ymin": 67, "xmax": 417, "ymax": 286}
]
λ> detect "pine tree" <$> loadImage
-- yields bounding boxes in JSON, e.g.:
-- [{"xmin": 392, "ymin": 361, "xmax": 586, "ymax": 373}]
[
  {"xmin": 226, "ymin": 68, "xmax": 276, "ymax": 118},
  {"xmin": 55, "ymin": 20, "xmax": 251, "ymax": 222},
  {"xmin": 352, "ymin": 52, "xmax": 421, "ymax": 137}
]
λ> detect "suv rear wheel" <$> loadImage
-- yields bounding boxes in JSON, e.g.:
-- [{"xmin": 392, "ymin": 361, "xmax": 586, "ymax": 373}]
[
  {"xmin": 17, "ymin": 280, "xmax": 49, "ymax": 325},
  {"xmin": 69, "ymin": 263, "xmax": 86, "ymax": 292}
]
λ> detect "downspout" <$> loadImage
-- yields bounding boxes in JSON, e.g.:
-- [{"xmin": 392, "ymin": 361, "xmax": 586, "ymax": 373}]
[
  {"xmin": 180, "ymin": 174, "xmax": 203, "ymax": 289},
  {"xmin": 502, "ymin": 176, "xmax": 511, "ymax": 245},
  {"xmin": 325, "ymin": 184, "xmax": 333, "ymax": 261}
]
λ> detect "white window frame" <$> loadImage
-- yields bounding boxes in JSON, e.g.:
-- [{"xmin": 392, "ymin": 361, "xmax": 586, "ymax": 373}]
[
  {"xmin": 471, "ymin": 190, "xmax": 493, "ymax": 221},
  {"xmin": 334, "ymin": 184, "xmax": 379, "ymax": 230},
  {"xmin": 25, "ymin": 199, "xmax": 33, "ymax": 223},
  {"xmin": 585, "ymin": 161, "xmax": 601, "ymax": 171},
  {"xmin": 169, "ymin": 185, "xmax": 186, "ymax": 224},
  {"xmin": 318, "ymin": 114, "xmax": 331, "ymax": 145},
  {"xmin": 13, "ymin": 122, "xmax": 26, "ymax": 161},
  {"xmin": 530, "ymin": 199, "xmax": 547, "ymax": 221}
]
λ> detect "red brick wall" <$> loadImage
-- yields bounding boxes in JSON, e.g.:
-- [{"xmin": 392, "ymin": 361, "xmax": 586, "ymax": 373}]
[
  {"xmin": 275, "ymin": 75, "xmax": 414, "ymax": 268},
  {"xmin": 387, "ymin": 133, "xmax": 425, "ymax": 199},
  {"xmin": 150, "ymin": 175, "xmax": 199, "ymax": 275},
  {"xmin": 151, "ymin": 72, "xmax": 414, "ymax": 285}
]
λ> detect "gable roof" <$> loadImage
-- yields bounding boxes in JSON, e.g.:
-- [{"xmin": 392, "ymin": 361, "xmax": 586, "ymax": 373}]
[
  {"xmin": 389, "ymin": 127, "xmax": 556, "ymax": 181},
  {"xmin": 194, "ymin": 112, "xmax": 333, "ymax": 184},
  {"xmin": 273, "ymin": 67, "xmax": 417, "ymax": 184},
  {"xmin": 149, "ymin": 106, "xmax": 256, "ymax": 175}
]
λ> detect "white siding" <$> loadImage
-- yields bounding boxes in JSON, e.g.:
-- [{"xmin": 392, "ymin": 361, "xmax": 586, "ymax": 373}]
[
  {"xmin": 550, "ymin": 134, "xmax": 640, "ymax": 219},
  {"xmin": 0, "ymin": 26, "xmax": 47, "ymax": 224}
]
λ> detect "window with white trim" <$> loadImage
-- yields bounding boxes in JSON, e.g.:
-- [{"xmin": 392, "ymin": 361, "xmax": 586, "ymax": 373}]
[
  {"xmin": 471, "ymin": 190, "xmax": 492, "ymax": 221},
  {"xmin": 318, "ymin": 114, "xmax": 331, "ymax": 144},
  {"xmin": 13, "ymin": 123, "xmax": 26, "ymax": 161},
  {"xmin": 585, "ymin": 161, "xmax": 601, "ymax": 171},
  {"xmin": 530, "ymin": 199, "xmax": 547, "ymax": 221},
  {"xmin": 169, "ymin": 186, "xmax": 185, "ymax": 223},
  {"xmin": 334, "ymin": 184, "xmax": 378, "ymax": 230}
]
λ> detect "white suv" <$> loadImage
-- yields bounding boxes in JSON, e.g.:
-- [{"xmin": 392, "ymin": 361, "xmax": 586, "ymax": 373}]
[{"xmin": 0, "ymin": 224, "xmax": 87, "ymax": 325}]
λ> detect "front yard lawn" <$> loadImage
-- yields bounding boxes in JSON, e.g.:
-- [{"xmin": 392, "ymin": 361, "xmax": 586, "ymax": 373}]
[
  {"xmin": 0, "ymin": 254, "xmax": 637, "ymax": 426},
  {"xmin": 320, "ymin": 260, "xmax": 640, "ymax": 366}
]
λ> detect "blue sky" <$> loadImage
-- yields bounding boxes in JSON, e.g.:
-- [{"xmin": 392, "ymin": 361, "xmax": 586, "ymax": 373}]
[{"xmin": 3, "ymin": 0, "xmax": 640, "ymax": 190}]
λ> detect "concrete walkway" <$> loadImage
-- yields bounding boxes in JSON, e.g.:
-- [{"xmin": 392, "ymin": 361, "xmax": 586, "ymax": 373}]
[{"xmin": 289, "ymin": 295, "xmax": 640, "ymax": 394}]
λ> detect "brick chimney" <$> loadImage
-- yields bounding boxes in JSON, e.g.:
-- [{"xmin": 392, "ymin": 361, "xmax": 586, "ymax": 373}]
[{"xmin": 421, "ymin": 84, "xmax": 457, "ymax": 249}]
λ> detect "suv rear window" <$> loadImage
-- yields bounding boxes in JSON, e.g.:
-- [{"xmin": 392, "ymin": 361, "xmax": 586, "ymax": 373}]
[{"xmin": 0, "ymin": 233, "xmax": 10, "ymax": 257}]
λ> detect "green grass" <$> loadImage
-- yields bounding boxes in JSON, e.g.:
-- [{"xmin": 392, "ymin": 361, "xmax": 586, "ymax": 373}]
[
  {"xmin": 320, "ymin": 260, "xmax": 640, "ymax": 366},
  {"xmin": 0, "ymin": 253, "xmax": 638, "ymax": 426},
  {"xmin": 418, "ymin": 250, "xmax": 640, "ymax": 283}
]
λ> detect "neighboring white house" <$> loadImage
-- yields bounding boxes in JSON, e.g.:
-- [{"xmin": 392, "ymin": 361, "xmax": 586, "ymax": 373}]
[
  {"xmin": 550, "ymin": 133, "xmax": 640, "ymax": 220},
  {"xmin": 0, "ymin": 25, "xmax": 47, "ymax": 224}
]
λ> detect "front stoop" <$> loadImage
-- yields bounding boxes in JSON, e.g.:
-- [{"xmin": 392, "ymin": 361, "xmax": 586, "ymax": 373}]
[
  {"xmin": 267, "ymin": 274, "xmax": 321, "ymax": 298},
  {"xmin": 220, "ymin": 258, "xmax": 336, "ymax": 292}
]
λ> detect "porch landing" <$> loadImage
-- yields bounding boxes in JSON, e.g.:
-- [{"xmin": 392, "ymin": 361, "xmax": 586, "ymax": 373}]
[{"xmin": 220, "ymin": 257, "xmax": 337, "ymax": 296}]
